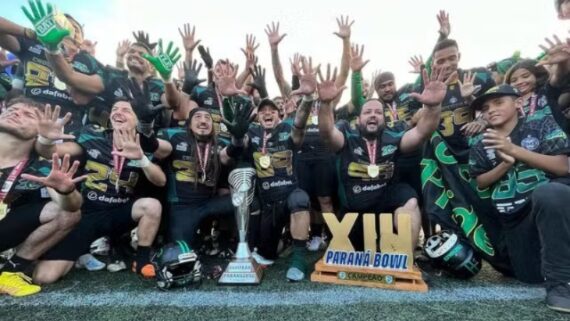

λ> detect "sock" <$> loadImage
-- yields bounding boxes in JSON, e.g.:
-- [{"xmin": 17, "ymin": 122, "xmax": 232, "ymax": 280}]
[
  {"xmin": 290, "ymin": 240, "xmax": 307, "ymax": 272},
  {"xmin": 3, "ymin": 255, "xmax": 32, "ymax": 274},
  {"xmin": 135, "ymin": 246, "xmax": 151, "ymax": 272},
  {"xmin": 310, "ymin": 223, "xmax": 323, "ymax": 238}
]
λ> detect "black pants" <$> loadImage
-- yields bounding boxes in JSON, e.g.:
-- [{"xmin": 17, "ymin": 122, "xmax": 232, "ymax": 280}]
[{"xmin": 505, "ymin": 182, "xmax": 570, "ymax": 284}]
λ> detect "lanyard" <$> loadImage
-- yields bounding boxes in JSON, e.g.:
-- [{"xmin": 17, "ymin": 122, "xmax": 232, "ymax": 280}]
[
  {"xmin": 365, "ymin": 139, "xmax": 377, "ymax": 165},
  {"xmin": 112, "ymin": 144, "xmax": 125, "ymax": 193},
  {"xmin": 261, "ymin": 131, "xmax": 271, "ymax": 155},
  {"xmin": 196, "ymin": 143, "xmax": 211, "ymax": 183},
  {"xmin": 388, "ymin": 102, "xmax": 398, "ymax": 121},
  {"xmin": 0, "ymin": 159, "xmax": 28, "ymax": 203}
]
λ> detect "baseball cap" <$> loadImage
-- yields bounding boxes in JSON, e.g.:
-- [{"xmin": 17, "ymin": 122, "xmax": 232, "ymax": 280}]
[{"xmin": 471, "ymin": 84, "xmax": 521, "ymax": 110}]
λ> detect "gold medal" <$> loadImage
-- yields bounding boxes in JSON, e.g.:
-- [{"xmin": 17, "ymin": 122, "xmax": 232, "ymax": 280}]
[
  {"xmin": 367, "ymin": 165, "xmax": 380, "ymax": 179},
  {"xmin": 311, "ymin": 115, "xmax": 319, "ymax": 126},
  {"xmin": 0, "ymin": 202, "xmax": 8, "ymax": 221},
  {"xmin": 259, "ymin": 155, "xmax": 271, "ymax": 169}
]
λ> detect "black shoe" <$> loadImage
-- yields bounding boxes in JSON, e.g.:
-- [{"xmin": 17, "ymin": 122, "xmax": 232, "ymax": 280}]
[{"xmin": 546, "ymin": 282, "xmax": 570, "ymax": 313}]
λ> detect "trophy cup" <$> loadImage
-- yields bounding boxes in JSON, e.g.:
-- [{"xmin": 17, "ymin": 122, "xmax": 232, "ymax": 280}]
[{"xmin": 218, "ymin": 168, "xmax": 263, "ymax": 284}]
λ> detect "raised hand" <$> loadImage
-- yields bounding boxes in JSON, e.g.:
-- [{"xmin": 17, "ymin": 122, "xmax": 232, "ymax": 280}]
[
  {"xmin": 117, "ymin": 39, "xmax": 131, "ymax": 59},
  {"xmin": 22, "ymin": 0, "xmax": 70, "ymax": 50},
  {"xmin": 437, "ymin": 10, "xmax": 451, "ymax": 38},
  {"xmin": 291, "ymin": 56, "xmax": 318, "ymax": 96},
  {"xmin": 128, "ymin": 78, "xmax": 164, "ymax": 125},
  {"xmin": 408, "ymin": 55, "xmax": 424, "ymax": 74},
  {"xmin": 458, "ymin": 70, "xmax": 481, "ymax": 98},
  {"xmin": 248, "ymin": 65, "xmax": 268, "ymax": 98},
  {"xmin": 241, "ymin": 34, "xmax": 259, "ymax": 68},
  {"xmin": 81, "ymin": 39, "xmax": 97, "ymax": 56},
  {"xmin": 409, "ymin": 67, "xmax": 449, "ymax": 107},
  {"xmin": 350, "ymin": 43, "xmax": 370, "ymax": 72},
  {"xmin": 316, "ymin": 64, "xmax": 347, "ymax": 103},
  {"xmin": 132, "ymin": 30, "xmax": 157, "ymax": 51},
  {"xmin": 290, "ymin": 53, "xmax": 302, "ymax": 76},
  {"xmin": 112, "ymin": 129, "xmax": 144, "ymax": 160},
  {"xmin": 35, "ymin": 104, "xmax": 75, "ymax": 141},
  {"xmin": 265, "ymin": 21, "xmax": 287, "ymax": 48},
  {"xmin": 214, "ymin": 61, "xmax": 248, "ymax": 96},
  {"xmin": 182, "ymin": 59, "xmax": 206, "ymax": 94},
  {"xmin": 222, "ymin": 98, "xmax": 253, "ymax": 140},
  {"xmin": 333, "ymin": 15, "xmax": 354, "ymax": 39},
  {"xmin": 537, "ymin": 34, "xmax": 570, "ymax": 66},
  {"xmin": 22, "ymin": 153, "xmax": 86, "ymax": 194},
  {"xmin": 179, "ymin": 23, "xmax": 201, "ymax": 52},
  {"xmin": 143, "ymin": 39, "xmax": 181, "ymax": 81},
  {"xmin": 198, "ymin": 45, "xmax": 213, "ymax": 69}
]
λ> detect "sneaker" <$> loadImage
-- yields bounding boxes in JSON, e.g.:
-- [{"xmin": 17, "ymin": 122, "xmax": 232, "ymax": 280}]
[
  {"xmin": 0, "ymin": 272, "xmax": 41, "ymax": 297},
  {"xmin": 286, "ymin": 266, "xmax": 306, "ymax": 282},
  {"xmin": 107, "ymin": 260, "xmax": 127, "ymax": 273},
  {"xmin": 252, "ymin": 251, "xmax": 274, "ymax": 266},
  {"xmin": 132, "ymin": 262, "xmax": 156, "ymax": 279},
  {"xmin": 89, "ymin": 237, "xmax": 110, "ymax": 256},
  {"xmin": 0, "ymin": 249, "xmax": 15, "ymax": 270},
  {"xmin": 75, "ymin": 254, "xmax": 106, "ymax": 271},
  {"xmin": 546, "ymin": 282, "xmax": 570, "ymax": 313},
  {"xmin": 130, "ymin": 228, "xmax": 138, "ymax": 250},
  {"xmin": 306, "ymin": 236, "xmax": 327, "ymax": 252}
]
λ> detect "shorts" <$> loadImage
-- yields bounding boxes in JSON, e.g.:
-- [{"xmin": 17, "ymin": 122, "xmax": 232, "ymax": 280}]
[
  {"xmin": 42, "ymin": 203, "xmax": 135, "ymax": 261},
  {"xmin": 0, "ymin": 201, "xmax": 47, "ymax": 252},
  {"xmin": 296, "ymin": 157, "xmax": 336, "ymax": 198}
]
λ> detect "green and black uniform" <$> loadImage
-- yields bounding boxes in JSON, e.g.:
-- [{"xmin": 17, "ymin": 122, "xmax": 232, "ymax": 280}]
[
  {"xmin": 469, "ymin": 115, "xmax": 570, "ymax": 284},
  {"xmin": 0, "ymin": 155, "xmax": 51, "ymax": 251},
  {"xmin": 157, "ymin": 127, "xmax": 234, "ymax": 244}
]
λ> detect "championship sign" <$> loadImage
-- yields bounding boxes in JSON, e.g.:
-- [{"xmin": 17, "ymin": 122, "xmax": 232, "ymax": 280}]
[{"xmin": 311, "ymin": 213, "xmax": 428, "ymax": 292}]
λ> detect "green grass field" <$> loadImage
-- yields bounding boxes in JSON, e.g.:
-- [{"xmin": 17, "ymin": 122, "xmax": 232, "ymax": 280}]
[{"xmin": 1, "ymin": 252, "xmax": 568, "ymax": 321}]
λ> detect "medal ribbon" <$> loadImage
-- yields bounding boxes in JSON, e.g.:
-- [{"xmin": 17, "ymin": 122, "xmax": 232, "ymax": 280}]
[
  {"xmin": 261, "ymin": 131, "xmax": 270, "ymax": 155},
  {"xmin": 389, "ymin": 102, "xmax": 399, "ymax": 121},
  {"xmin": 529, "ymin": 94, "xmax": 537, "ymax": 116},
  {"xmin": 196, "ymin": 143, "xmax": 211, "ymax": 183},
  {"xmin": 366, "ymin": 139, "xmax": 377, "ymax": 165},
  {"xmin": 0, "ymin": 159, "xmax": 28, "ymax": 204},
  {"xmin": 112, "ymin": 144, "xmax": 126, "ymax": 193}
]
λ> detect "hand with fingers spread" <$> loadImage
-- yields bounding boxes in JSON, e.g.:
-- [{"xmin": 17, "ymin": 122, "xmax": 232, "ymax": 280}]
[
  {"xmin": 36, "ymin": 104, "xmax": 75, "ymax": 142},
  {"xmin": 410, "ymin": 68, "xmax": 449, "ymax": 107},
  {"xmin": 132, "ymin": 30, "xmax": 157, "ymax": 51},
  {"xmin": 127, "ymin": 78, "xmax": 164, "ymax": 128},
  {"xmin": 482, "ymin": 129, "xmax": 515, "ymax": 156},
  {"xmin": 222, "ymin": 98, "xmax": 253, "ymax": 140},
  {"xmin": 241, "ymin": 34, "xmax": 259, "ymax": 68},
  {"xmin": 22, "ymin": 153, "xmax": 86, "ymax": 194},
  {"xmin": 182, "ymin": 59, "xmax": 206, "ymax": 95},
  {"xmin": 291, "ymin": 57, "xmax": 318, "ymax": 97},
  {"xmin": 290, "ymin": 53, "xmax": 302, "ymax": 77},
  {"xmin": 215, "ymin": 62, "xmax": 248, "ymax": 96},
  {"xmin": 317, "ymin": 64, "xmax": 347, "ymax": 103},
  {"xmin": 198, "ymin": 45, "xmax": 213, "ymax": 70},
  {"xmin": 458, "ymin": 70, "xmax": 481, "ymax": 99},
  {"xmin": 537, "ymin": 34, "xmax": 570, "ymax": 66},
  {"xmin": 265, "ymin": 21, "xmax": 287, "ymax": 48},
  {"xmin": 179, "ymin": 23, "xmax": 201, "ymax": 52},
  {"xmin": 437, "ymin": 10, "xmax": 451, "ymax": 38},
  {"xmin": 248, "ymin": 65, "xmax": 268, "ymax": 99},
  {"xmin": 117, "ymin": 39, "xmax": 131, "ymax": 59},
  {"xmin": 333, "ymin": 15, "xmax": 354, "ymax": 39},
  {"xmin": 350, "ymin": 44, "xmax": 370, "ymax": 72},
  {"xmin": 143, "ymin": 39, "xmax": 181, "ymax": 81},
  {"xmin": 112, "ymin": 129, "xmax": 144, "ymax": 160},
  {"xmin": 22, "ymin": 0, "xmax": 70, "ymax": 51},
  {"xmin": 408, "ymin": 55, "xmax": 424, "ymax": 74}
]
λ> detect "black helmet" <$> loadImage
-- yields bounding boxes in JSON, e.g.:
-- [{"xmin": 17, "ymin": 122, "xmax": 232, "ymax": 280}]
[
  {"xmin": 153, "ymin": 241, "xmax": 202, "ymax": 289},
  {"xmin": 424, "ymin": 230, "xmax": 482, "ymax": 279}
]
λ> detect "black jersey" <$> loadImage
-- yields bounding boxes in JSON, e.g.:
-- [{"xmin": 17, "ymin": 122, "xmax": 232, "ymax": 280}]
[
  {"xmin": 469, "ymin": 116, "xmax": 570, "ymax": 219},
  {"xmin": 158, "ymin": 127, "xmax": 222, "ymax": 203},
  {"xmin": 335, "ymin": 120, "xmax": 403, "ymax": 211},
  {"xmin": 298, "ymin": 100, "xmax": 333, "ymax": 160},
  {"xmin": 76, "ymin": 125, "xmax": 152, "ymax": 209},
  {"xmin": 246, "ymin": 119, "xmax": 298, "ymax": 202}
]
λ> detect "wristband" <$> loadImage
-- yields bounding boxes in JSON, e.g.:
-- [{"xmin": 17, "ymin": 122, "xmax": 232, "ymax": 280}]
[
  {"xmin": 45, "ymin": 46, "xmax": 62, "ymax": 55},
  {"xmin": 37, "ymin": 135, "xmax": 55, "ymax": 145},
  {"xmin": 133, "ymin": 155, "xmax": 151, "ymax": 168},
  {"xmin": 55, "ymin": 186, "xmax": 76, "ymax": 195}
]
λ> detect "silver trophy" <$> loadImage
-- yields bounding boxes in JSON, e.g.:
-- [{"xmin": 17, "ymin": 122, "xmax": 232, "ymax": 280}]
[{"xmin": 218, "ymin": 168, "xmax": 263, "ymax": 284}]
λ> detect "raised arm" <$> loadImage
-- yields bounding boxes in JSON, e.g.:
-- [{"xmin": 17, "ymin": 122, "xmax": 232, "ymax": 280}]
[
  {"xmin": 34, "ymin": 105, "xmax": 83, "ymax": 159},
  {"xmin": 236, "ymin": 34, "xmax": 259, "ymax": 89},
  {"xmin": 349, "ymin": 44, "xmax": 370, "ymax": 115},
  {"xmin": 143, "ymin": 39, "xmax": 182, "ymax": 109},
  {"xmin": 0, "ymin": 16, "xmax": 33, "ymax": 54},
  {"xmin": 537, "ymin": 34, "xmax": 570, "ymax": 88},
  {"xmin": 400, "ymin": 68, "xmax": 448, "ymax": 154},
  {"xmin": 179, "ymin": 23, "xmax": 201, "ymax": 67},
  {"xmin": 265, "ymin": 22, "xmax": 290, "ymax": 97},
  {"xmin": 331, "ymin": 15, "xmax": 354, "ymax": 107},
  {"xmin": 317, "ymin": 64, "xmax": 347, "ymax": 153},
  {"xmin": 290, "ymin": 57, "xmax": 319, "ymax": 147},
  {"xmin": 115, "ymin": 39, "xmax": 131, "ymax": 70}
]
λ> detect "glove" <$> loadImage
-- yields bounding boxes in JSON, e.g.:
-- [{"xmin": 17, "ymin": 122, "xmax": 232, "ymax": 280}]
[
  {"xmin": 143, "ymin": 39, "xmax": 181, "ymax": 81},
  {"xmin": 182, "ymin": 60, "xmax": 206, "ymax": 95},
  {"xmin": 128, "ymin": 78, "xmax": 164, "ymax": 133},
  {"xmin": 22, "ymin": 0, "xmax": 70, "ymax": 51},
  {"xmin": 198, "ymin": 45, "xmax": 213, "ymax": 69},
  {"xmin": 222, "ymin": 97, "xmax": 253, "ymax": 140}
]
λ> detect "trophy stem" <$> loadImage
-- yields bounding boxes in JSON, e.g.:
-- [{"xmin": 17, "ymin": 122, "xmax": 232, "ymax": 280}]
[{"xmin": 234, "ymin": 242, "xmax": 251, "ymax": 260}]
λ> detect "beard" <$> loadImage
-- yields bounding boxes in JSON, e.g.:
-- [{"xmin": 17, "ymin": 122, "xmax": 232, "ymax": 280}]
[
  {"xmin": 0, "ymin": 123, "xmax": 35, "ymax": 141},
  {"xmin": 358, "ymin": 122, "xmax": 384, "ymax": 140}
]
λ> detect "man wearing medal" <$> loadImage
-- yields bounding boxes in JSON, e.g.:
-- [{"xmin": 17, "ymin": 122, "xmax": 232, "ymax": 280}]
[
  {"xmin": 32, "ymin": 87, "xmax": 167, "ymax": 283},
  {"xmin": 225, "ymin": 57, "xmax": 317, "ymax": 282},
  {"xmin": 0, "ymin": 97, "xmax": 83, "ymax": 297},
  {"xmin": 318, "ymin": 66, "xmax": 449, "ymax": 250}
]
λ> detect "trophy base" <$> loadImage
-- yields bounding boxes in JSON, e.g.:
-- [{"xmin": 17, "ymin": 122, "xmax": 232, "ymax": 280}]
[{"xmin": 218, "ymin": 258, "xmax": 263, "ymax": 285}]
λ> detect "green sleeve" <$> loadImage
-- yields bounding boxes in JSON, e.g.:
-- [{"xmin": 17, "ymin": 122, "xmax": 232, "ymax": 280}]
[{"xmin": 351, "ymin": 71, "xmax": 365, "ymax": 116}]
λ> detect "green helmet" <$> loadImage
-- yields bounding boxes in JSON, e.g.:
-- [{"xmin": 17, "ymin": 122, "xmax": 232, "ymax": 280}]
[{"xmin": 152, "ymin": 241, "xmax": 202, "ymax": 289}]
